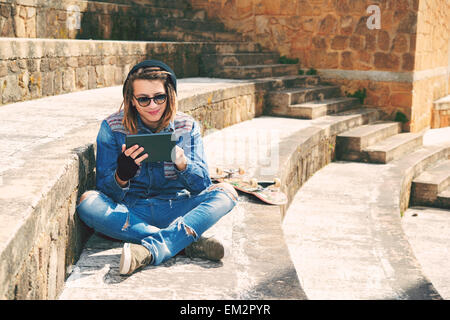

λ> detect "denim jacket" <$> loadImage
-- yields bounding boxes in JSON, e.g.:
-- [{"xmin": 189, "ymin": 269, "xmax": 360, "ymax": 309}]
[{"xmin": 95, "ymin": 110, "xmax": 212, "ymax": 207}]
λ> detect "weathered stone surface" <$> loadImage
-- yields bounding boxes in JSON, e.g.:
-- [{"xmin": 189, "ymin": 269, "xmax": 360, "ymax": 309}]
[
  {"xmin": 374, "ymin": 52, "xmax": 400, "ymax": 71},
  {"xmin": 189, "ymin": 0, "xmax": 450, "ymax": 133}
]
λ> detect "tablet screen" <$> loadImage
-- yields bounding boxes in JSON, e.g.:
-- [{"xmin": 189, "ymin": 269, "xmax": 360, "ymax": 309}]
[{"xmin": 125, "ymin": 132, "xmax": 177, "ymax": 163}]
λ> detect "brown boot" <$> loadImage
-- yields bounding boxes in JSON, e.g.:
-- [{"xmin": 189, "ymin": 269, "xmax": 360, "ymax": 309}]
[
  {"xmin": 119, "ymin": 243, "xmax": 152, "ymax": 276},
  {"xmin": 185, "ymin": 237, "xmax": 224, "ymax": 261}
]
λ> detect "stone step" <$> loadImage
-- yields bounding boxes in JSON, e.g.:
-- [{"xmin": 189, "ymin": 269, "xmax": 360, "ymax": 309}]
[
  {"xmin": 142, "ymin": 8, "xmax": 205, "ymax": 21},
  {"xmin": 437, "ymin": 186, "xmax": 450, "ymax": 209},
  {"xmin": 211, "ymin": 64, "xmax": 299, "ymax": 79},
  {"xmin": 364, "ymin": 132, "xmax": 424, "ymax": 164},
  {"xmin": 411, "ymin": 160, "xmax": 450, "ymax": 207},
  {"xmin": 151, "ymin": 29, "xmax": 246, "ymax": 42},
  {"xmin": 100, "ymin": 0, "xmax": 191, "ymax": 10},
  {"xmin": 200, "ymin": 53, "xmax": 280, "ymax": 75},
  {"xmin": 202, "ymin": 53, "xmax": 279, "ymax": 67},
  {"xmin": 142, "ymin": 18, "xmax": 226, "ymax": 33},
  {"xmin": 269, "ymin": 75, "xmax": 321, "ymax": 89},
  {"xmin": 434, "ymin": 95, "xmax": 450, "ymax": 110},
  {"xmin": 336, "ymin": 121, "xmax": 402, "ymax": 159},
  {"xmin": 139, "ymin": 8, "xmax": 207, "ymax": 21},
  {"xmin": 288, "ymin": 97, "xmax": 360, "ymax": 119},
  {"xmin": 267, "ymin": 85, "xmax": 341, "ymax": 115},
  {"xmin": 211, "ymin": 42, "xmax": 266, "ymax": 54}
]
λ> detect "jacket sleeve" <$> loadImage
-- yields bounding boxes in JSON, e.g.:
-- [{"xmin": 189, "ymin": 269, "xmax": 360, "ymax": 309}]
[
  {"xmin": 175, "ymin": 120, "xmax": 212, "ymax": 193},
  {"xmin": 95, "ymin": 120, "xmax": 130, "ymax": 202}
]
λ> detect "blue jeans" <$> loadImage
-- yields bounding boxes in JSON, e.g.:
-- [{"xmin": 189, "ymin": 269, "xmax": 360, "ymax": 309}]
[{"xmin": 76, "ymin": 186, "xmax": 238, "ymax": 266}]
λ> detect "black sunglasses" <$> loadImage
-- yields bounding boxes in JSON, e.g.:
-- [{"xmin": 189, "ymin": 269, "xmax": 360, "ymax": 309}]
[{"xmin": 133, "ymin": 94, "xmax": 167, "ymax": 107}]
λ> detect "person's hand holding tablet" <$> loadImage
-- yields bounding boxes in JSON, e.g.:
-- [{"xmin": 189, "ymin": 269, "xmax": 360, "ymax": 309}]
[
  {"xmin": 115, "ymin": 144, "xmax": 148, "ymax": 187},
  {"xmin": 115, "ymin": 143, "xmax": 188, "ymax": 187}
]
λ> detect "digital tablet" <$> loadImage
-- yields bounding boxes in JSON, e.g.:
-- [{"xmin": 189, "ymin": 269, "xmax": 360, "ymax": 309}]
[{"xmin": 125, "ymin": 132, "xmax": 177, "ymax": 163}]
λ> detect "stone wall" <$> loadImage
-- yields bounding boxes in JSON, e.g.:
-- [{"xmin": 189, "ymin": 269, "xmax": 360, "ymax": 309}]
[
  {"xmin": 0, "ymin": 140, "xmax": 96, "ymax": 300},
  {"xmin": 412, "ymin": 0, "xmax": 450, "ymax": 130},
  {"xmin": 0, "ymin": 38, "xmax": 211, "ymax": 105},
  {"xmin": 0, "ymin": 0, "xmax": 190, "ymax": 40},
  {"xmin": 188, "ymin": 0, "xmax": 450, "ymax": 131},
  {"xmin": 188, "ymin": 0, "xmax": 418, "ymax": 72}
]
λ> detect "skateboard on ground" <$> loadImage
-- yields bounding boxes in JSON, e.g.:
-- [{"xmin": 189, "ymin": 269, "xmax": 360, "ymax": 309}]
[{"xmin": 210, "ymin": 167, "xmax": 288, "ymax": 205}]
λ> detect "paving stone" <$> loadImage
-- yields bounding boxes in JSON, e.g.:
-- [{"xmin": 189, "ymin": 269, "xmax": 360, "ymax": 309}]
[{"xmin": 402, "ymin": 206, "xmax": 450, "ymax": 299}]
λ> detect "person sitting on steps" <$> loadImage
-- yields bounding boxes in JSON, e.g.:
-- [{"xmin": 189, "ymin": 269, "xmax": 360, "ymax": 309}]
[{"xmin": 76, "ymin": 59, "xmax": 239, "ymax": 276}]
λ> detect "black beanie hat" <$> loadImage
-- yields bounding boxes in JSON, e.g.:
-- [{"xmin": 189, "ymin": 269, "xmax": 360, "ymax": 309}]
[{"xmin": 123, "ymin": 60, "xmax": 177, "ymax": 96}]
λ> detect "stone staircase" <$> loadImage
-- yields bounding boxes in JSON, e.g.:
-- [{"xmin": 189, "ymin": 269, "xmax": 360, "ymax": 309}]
[
  {"xmin": 200, "ymin": 52, "xmax": 299, "ymax": 79},
  {"xmin": 266, "ymin": 83, "xmax": 358, "ymax": 118},
  {"xmin": 335, "ymin": 122, "xmax": 424, "ymax": 164},
  {"xmin": 79, "ymin": 0, "xmax": 250, "ymax": 42},
  {"xmin": 261, "ymin": 70, "xmax": 449, "ymax": 216}
]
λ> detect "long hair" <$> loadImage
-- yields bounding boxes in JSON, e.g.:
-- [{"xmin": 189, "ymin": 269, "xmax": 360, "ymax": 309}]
[{"xmin": 119, "ymin": 67, "xmax": 177, "ymax": 134}]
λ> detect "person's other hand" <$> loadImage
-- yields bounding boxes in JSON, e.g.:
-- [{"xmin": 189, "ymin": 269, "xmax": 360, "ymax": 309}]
[{"xmin": 173, "ymin": 145, "xmax": 187, "ymax": 171}]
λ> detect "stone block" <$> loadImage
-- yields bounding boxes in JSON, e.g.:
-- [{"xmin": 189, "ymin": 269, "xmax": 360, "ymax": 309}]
[
  {"xmin": 0, "ymin": 4, "xmax": 11, "ymax": 18},
  {"xmin": 389, "ymin": 93, "xmax": 412, "ymax": 108},
  {"xmin": 27, "ymin": 7, "xmax": 36, "ymax": 19},
  {"xmin": 49, "ymin": 58, "xmax": 60, "ymax": 71},
  {"xmin": 62, "ymin": 69, "xmax": 75, "ymax": 92},
  {"xmin": 350, "ymin": 35, "xmax": 364, "ymax": 50},
  {"xmin": 8, "ymin": 60, "xmax": 20, "ymax": 73},
  {"xmin": 13, "ymin": 14, "xmax": 26, "ymax": 37},
  {"xmin": 87, "ymin": 66, "xmax": 96, "ymax": 89},
  {"xmin": 357, "ymin": 50, "xmax": 371, "ymax": 64},
  {"xmin": 104, "ymin": 65, "xmax": 115, "ymax": 87},
  {"xmin": 313, "ymin": 36, "xmax": 327, "ymax": 49},
  {"xmin": 0, "ymin": 62, "xmax": 7, "ymax": 77},
  {"xmin": 26, "ymin": 59, "xmax": 39, "ymax": 72},
  {"xmin": 77, "ymin": 56, "xmax": 89, "ymax": 68},
  {"xmin": 377, "ymin": 30, "xmax": 391, "ymax": 51},
  {"xmin": 392, "ymin": 34, "xmax": 409, "ymax": 53},
  {"xmin": 397, "ymin": 12, "xmax": 417, "ymax": 34},
  {"xmin": 2, "ymin": 74, "xmax": 21, "ymax": 103},
  {"xmin": 339, "ymin": 15, "xmax": 353, "ymax": 35},
  {"xmin": 331, "ymin": 35, "xmax": 348, "ymax": 50},
  {"xmin": 341, "ymin": 51, "xmax": 353, "ymax": 69},
  {"xmin": 66, "ymin": 57, "xmax": 78, "ymax": 68},
  {"xmin": 318, "ymin": 14, "xmax": 337, "ymax": 34},
  {"xmin": 53, "ymin": 70, "xmax": 62, "ymax": 94},
  {"xmin": 401, "ymin": 53, "xmax": 414, "ymax": 71},
  {"xmin": 1, "ymin": 16, "xmax": 14, "ymax": 37},
  {"xmin": 75, "ymin": 68, "xmax": 88, "ymax": 90},
  {"xmin": 374, "ymin": 52, "xmax": 400, "ymax": 71},
  {"xmin": 365, "ymin": 34, "xmax": 377, "ymax": 52},
  {"xmin": 297, "ymin": 0, "xmax": 314, "ymax": 16},
  {"xmin": 42, "ymin": 72, "xmax": 54, "ymax": 96}
]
